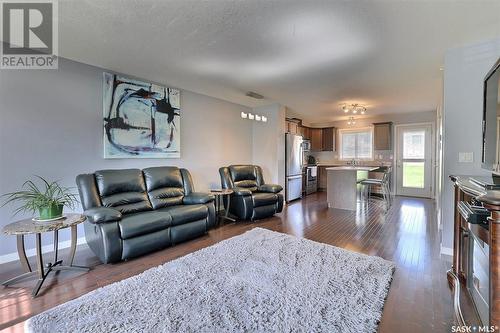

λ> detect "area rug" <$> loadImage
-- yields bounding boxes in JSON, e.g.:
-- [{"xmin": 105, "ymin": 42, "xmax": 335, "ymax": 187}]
[{"xmin": 26, "ymin": 228, "xmax": 395, "ymax": 333}]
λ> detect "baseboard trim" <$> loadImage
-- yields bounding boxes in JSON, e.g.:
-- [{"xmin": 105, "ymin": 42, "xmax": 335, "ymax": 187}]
[
  {"xmin": 0, "ymin": 236, "xmax": 87, "ymax": 265},
  {"xmin": 440, "ymin": 246, "xmax": 453, "ymax": 256}
]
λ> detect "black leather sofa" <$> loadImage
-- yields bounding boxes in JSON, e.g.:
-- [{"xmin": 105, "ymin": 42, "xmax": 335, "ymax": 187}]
[
  {"xmin": 219, "ymin": 165, "xmax": 284, "ymax": 220},
  {"xmin": 76, "ymin": 167, "xmax": 215, "ymax": 264}
]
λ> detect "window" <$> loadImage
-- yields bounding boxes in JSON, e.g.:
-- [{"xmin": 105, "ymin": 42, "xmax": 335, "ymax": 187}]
[{"xmin": 339, "ymin": 128, "xmax": 373, "ymax": 160}]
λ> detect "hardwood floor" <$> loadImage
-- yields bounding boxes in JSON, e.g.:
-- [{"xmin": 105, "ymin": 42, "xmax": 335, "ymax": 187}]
[{"xmin": 0, "ymin": 193, "xmax": 454, "ymax": 332}]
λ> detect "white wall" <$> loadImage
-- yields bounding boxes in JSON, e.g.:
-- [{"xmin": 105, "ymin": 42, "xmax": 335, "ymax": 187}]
[
  {"xmin": 0, "ymin": 57, "xmax": 254, "ymax": 258},
  {"xmin": 440, "ymin": 38, "xmax": 500, "ymax": 251},
  {"xmin": 252, "ymin": 104, "xmax": 286, "ymax": 188}
]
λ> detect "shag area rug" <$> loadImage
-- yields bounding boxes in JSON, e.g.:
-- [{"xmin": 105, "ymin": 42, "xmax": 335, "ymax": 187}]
[{"xmin": 26, "ymin": 228, "xmax": 395, "ymax": 333}]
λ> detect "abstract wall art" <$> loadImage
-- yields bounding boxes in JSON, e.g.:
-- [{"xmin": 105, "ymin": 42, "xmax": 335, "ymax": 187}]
[{"xmin": 103, "ymin": 73, "xmax": 180, "ymax": 158}]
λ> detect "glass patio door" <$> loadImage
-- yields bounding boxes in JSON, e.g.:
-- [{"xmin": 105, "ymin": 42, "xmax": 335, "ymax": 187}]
[{"xmin": 396, "ymin": 124, "xmax": 433, "ymax": 198}]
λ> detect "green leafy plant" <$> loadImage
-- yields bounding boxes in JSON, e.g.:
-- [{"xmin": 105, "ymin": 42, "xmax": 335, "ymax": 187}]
[{"xmin": 1, "ymin": 176, "xmax": 79, "ymax": 218}]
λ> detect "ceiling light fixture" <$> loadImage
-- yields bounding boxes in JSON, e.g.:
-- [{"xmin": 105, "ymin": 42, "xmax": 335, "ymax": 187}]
[
  {"xmin": 347, "ymin": 116, "xmax": 356, "ymax": 126},
  {"xmin": 341, "ymin": 103, "xmax": 367, "ymax": 115},
  {"xmin": 242, "ymin": 112, "xmax": 267, "ymax": 123}
]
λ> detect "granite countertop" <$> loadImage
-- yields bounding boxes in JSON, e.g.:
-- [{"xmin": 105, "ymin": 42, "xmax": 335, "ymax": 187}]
[
  {"xmin": 326, "ymin": 166, "xmax": 379, "ymax": 171},
  {"xmin": 317, "ymin": 162, "xmax": 392, "ymax": 167},
  {"xmin": 2, "ymin": 213, "xmax": 86, "ymax": 235}
]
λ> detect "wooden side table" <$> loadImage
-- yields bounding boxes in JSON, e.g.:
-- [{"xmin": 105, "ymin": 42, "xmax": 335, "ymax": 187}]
[
  {"xmin": 2, "ymin": 213, "xmax": 89, "ymax": 297},
  {"xmin": 210, "ymin": 189, "xmax": 236, "ymax": 225}
]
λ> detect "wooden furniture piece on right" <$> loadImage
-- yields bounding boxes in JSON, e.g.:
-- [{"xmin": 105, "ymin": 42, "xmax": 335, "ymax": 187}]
[{"xmin": 449, "ymin": 175, "xmax": 500, "ymax": 328}]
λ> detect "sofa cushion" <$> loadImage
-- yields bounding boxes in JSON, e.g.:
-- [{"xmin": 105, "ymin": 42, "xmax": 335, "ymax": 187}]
[
  {"xmin": 233, "ymin": 180, "xmax": 258, "ymax": 191},
  {"xmin": 143, "ymin": 167, "xmax": 184, "ymax": 190},
  {"xmin": 159, "ymin": 205, "xmax": 208, "ymax": 226},
  {"xmin": 252, "ymin": 192, "xmax": 278, "ymax": 207},
  {"xmin": 143, "ymin": 167, "xmax": 185, "ymax": 209},
  {"xmin": 229, "ymin": 165, "xmax": 258, "ymax": 191},
  {"xmin": 101, "ymin": 192, "xmax": 152, "ymax": 214},
  {"xmin": 95, "ymin": 169, "xmax": 152, "ymax": 214},
  {"xmin": 95, "ymin": 169, "xmax": 146, "ymax": 196},
  {"xmin": 119, "ymin": 211, "xmax": 172, "ymax": 239},
  {"xmin": 229, "ymin": 165, "xmax": 256, "ymax": 181}
]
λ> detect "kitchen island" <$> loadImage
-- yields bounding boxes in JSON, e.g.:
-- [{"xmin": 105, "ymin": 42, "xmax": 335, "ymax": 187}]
[{"xmin": 326, "ymin": 166, "xmax": 378, "ymax": 210}]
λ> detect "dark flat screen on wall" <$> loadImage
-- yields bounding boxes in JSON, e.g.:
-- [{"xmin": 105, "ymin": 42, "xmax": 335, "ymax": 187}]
[{"xmin": 481, "ymin": 58, "xmax": 500, "ymax": 173}]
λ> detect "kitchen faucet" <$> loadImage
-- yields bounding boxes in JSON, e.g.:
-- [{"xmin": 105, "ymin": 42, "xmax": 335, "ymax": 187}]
[{"xmin": 347, "ymin": 159, "xmax": 358, "ymax": 166}]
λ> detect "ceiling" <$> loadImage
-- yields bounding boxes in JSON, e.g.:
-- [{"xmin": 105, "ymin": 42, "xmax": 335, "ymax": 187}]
[{"xmin": 52, "ymin": 1, "xmax": 500, "ymax": 122}]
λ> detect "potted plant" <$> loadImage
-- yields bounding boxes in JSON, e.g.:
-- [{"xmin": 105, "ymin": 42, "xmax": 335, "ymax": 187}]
[{"xmin": 1, "ymin": 176, "xmax": 79, "ymax": 221}]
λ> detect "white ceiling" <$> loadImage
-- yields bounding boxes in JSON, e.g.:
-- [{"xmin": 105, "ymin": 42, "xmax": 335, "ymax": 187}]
[{"xmin": 54, "ymin": 1, "xmax": 500, "ymax": 122}]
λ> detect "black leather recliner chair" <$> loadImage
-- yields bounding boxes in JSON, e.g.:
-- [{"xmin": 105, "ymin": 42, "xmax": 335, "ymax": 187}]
[
  {"xmin": 219, "ymin": 165, "xmax": 284, "ymax": 220},
  {"xmin": 76, "ymin": 167, "xmax": 215, "ymax": 264}
]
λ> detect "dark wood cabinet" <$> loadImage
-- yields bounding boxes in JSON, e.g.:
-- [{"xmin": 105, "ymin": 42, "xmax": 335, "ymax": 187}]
[
  {"xmin": 286, "ymin": 121, "xmax": 299, "ymax": 135},
  {"xmin": 321, "ymin": 127, "xmax": 336, "ymax": 151},
  {"xmin": 373, "ymin": 122, "xmax": 393, "ymax": 150},
  {"xmin": 299, "ymin": 126, "xmax": 310, "ymax": 140},
  {"xmin": 310, "ymin": 128, "xmax": 323, "ymax": 151},
  {"xmin": 318, "ymin": 166, "xmax": 328, "ymax": 190},
  {"xmin": 449, "ymin": 175, "xmax": 500, "ymax": 328}
]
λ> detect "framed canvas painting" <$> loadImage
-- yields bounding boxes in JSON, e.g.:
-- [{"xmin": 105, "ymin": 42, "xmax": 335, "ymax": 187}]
[{"xmin": 103, "ymin": 73, "xmax": 181, "ymax": 158}]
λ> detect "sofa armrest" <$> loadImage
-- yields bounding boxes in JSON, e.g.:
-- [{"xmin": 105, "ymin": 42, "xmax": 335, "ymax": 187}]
[
  {"xmin": 258, "ymin": 184, "xmax": 283, "ymax": 194},
  {"xmin": 84, "ymin": 207, "xmax": 122, "ymax": 224},
  {"xmin": 232, "ymin": 187, "xmax": 253, "ymax": 196},
  {"xmin": 183, "ymin": 192, "xmax": 215, "ymax": 205}
]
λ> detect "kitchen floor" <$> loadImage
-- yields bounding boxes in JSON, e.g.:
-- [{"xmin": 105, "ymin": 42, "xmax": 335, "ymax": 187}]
[{"xmin": 0, "ymin": 193, "xmax": 455, "ymax": 332}]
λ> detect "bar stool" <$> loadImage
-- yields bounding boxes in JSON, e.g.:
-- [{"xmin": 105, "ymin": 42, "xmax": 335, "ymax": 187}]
[{"xmin": 358, "ymin": 167, "xmax": 392, "ymax": 207}]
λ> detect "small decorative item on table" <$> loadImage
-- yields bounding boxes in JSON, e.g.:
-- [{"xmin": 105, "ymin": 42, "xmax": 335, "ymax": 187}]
[
  {"xmin": 209, "ymin": 189, "xmax": 235, "ymax": 226},
  {"xmin": 1, "ymin": 176, "xmax": 79, "ymax": 221}
]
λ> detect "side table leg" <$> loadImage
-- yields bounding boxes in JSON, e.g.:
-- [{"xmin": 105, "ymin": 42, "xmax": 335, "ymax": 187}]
[
  {"xmin": 67, "ymin": 225, "xmax": 77, "ymax": 266},
  {"xmin": 223, "ymin": 194, "xmax": 236, "ymax": 222},
  {"xmin": 32, "ymin": 233, "xmax": 47, "ymax": 297},
  {"xmin": 224, "ymin": 195, "xmax": 230, "ymax": 218},
  {"xmin": 2, "ymin": 235, "xmax": 36, "ymax": 286},
  {"xmin": 53, "ymin": 225, "xmax": 89, "ymax": 272},
  {"xmin": 53, "ymin": 230, "xmax": 59, "ymax": 263},
  {"xmin": 17, "ymin": 235, "xmax": 31, "ymax": 272}
]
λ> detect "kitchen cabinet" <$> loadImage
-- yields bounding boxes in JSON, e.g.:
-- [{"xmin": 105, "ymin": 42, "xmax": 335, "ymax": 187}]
[
  {"xmin": 310, "ymin": 128, "xmax": 323, "ymax": 151},
  {"xmin": 318, "ymin": 166, "xmax": 328, "ymax": 191},
  {"xmin": 286, "ymin": 121, "xmax": 299, "ymax": 135},
  {"xmin": 299, "ymin": 126, "xmax": 310, "ymax": 140},
  {"xmin": 373, "ymin": 122, "xmax": 393, "ymax": 150},
  {"xmin": 321, "ymin": 127, "xmax": 336, "ymax": 151}
]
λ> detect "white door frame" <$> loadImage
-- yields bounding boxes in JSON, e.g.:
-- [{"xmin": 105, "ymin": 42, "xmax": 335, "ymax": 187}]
[{"xmin": 394, "ymin": 122, "xmax": 435, "ymax": 198}]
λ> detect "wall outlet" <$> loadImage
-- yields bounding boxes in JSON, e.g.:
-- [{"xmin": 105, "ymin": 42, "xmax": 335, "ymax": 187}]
[{"xmin": 458, "ymin": 152, "xmax": 474, "ymax": 163}]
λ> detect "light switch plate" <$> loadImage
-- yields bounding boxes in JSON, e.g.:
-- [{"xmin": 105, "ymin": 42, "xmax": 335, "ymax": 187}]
[{"xmin": 459, "ymin": 152, "xmax": 474, "ymax": 163}]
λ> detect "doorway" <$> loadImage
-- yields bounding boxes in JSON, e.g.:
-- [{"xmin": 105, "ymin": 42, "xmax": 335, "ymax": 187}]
[{"xmin": 395, "ymin": 123, "xmax": 433, "ymax": 198}]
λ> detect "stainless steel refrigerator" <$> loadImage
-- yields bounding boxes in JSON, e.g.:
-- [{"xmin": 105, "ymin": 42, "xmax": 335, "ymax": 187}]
[{"xmin": 285, "ymin": 133, "xmax": 304, "ymax": 202}]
